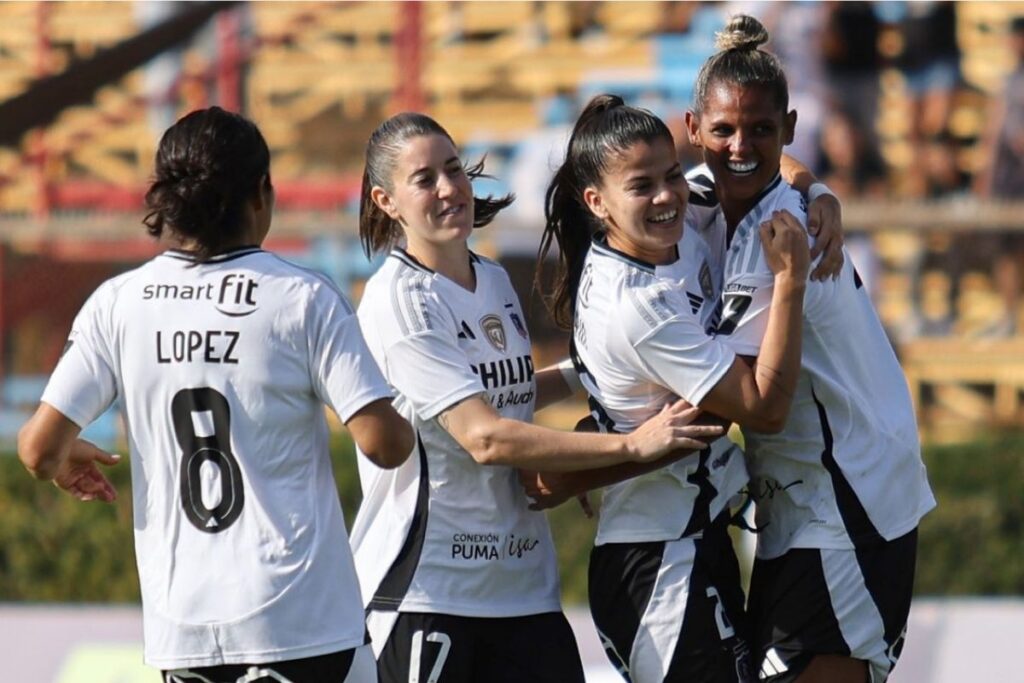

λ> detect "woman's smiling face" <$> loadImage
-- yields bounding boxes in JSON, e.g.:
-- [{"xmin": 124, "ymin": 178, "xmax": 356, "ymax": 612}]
[
  {"xmin": 687, "ymin": 81, "xmax": 796, "ymax": 213},
  {"xmin": 583, "ymin": 135, "xmax": 688, "ymax": 265},
  {"xmin": 371, "ymin": 133, "xmax": 474, "ymax": 249}
]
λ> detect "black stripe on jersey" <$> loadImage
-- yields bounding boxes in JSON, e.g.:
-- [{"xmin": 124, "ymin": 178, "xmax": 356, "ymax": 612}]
[
  {"xmin": 852, "ymin": 528, "xmax": 918, "ymax": 669},
  {"xmin": 391, "ymin": 248, "xmax": 435, "ymax": 274},
  {"xmin": 687, "ymin": 174, "xmax": 718, "ymax": 208},
  {"xmin": 754, "ymin": 173, "xmax": 783, "ymax": 206},
  {"xmin": 853, "ymin": 267, "xmax": 864, "ymax": 290},
  {"xmin": 592, "ymin": 235, "xmax": 656, "ymax": 274},
  {"xmin": 680, "ymin": 448, "xmax": 717, "ymax": 538},
  {"xmin": 686, "ymin": 292, "xmax": 703, "ymax": 314},
  {"xmin": 587, "ymin": 396, "xmax": 620, "ymax": 435},
  {"xmin": 569, "ymin": 339, "xmax": 619, "ymax": 434},
  {"xmin": 368, "ymin": 438, "xmax": 431, "ymax": 612},
  {"xmin": 163, "ymin": 246, "xmax": 263, "ymax": 263},
  {"xmin": 470, "ymin": 250, "xmax": 501, "ymax": 269},
  {"xmin": 812, "ymin": 389, "xmax": 883, "ymax": 546}
]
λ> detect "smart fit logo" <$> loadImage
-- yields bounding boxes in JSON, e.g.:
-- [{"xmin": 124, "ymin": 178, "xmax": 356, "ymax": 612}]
[{"xmin": 142, "ymin": 273, "xmax": 260, "ymax": 317}]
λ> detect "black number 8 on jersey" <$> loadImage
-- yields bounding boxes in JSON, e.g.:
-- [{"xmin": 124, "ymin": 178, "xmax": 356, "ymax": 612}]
[{"xmin": 171, "ymin": 388, "xmax": 245, "ymax": 533}]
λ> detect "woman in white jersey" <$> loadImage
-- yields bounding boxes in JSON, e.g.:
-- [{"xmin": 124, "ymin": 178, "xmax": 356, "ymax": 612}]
[
  {"xmin": 534, "ymin": 93, "xmax": 812, "ymax": 683},
  {"xmin": 350, "ymin": 112, "xmax": 724, "ymax": 683},
  {"xmin": 17, "ymin": 107, "xmax": 416, "ymax": 683},
  {"xmin": 681, "ymin": 16, "xmax": 935, "ymax": 683}
]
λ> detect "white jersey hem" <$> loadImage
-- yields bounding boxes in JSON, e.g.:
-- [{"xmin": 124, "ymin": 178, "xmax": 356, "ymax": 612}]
[
  {"xmin": 392, "ymin": 597, "xmax": 563, "ymax": 619},
  {"xmin": 755, "ymin": 506, "xmax": 934, "ymax": 560},
  {"xmin": 145, "ymin": 633, "xmax": 367, "ymax": 670}
]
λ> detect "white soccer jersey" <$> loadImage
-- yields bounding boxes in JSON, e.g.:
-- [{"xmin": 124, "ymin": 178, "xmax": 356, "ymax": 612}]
[
  {"xmin": 702, "ymin": 174, "xmax": 935, "ymax": 558},
  {"xmin": 572, "ymin": 235, "xmax": 748, "ymax": 546},
  {"xmin": 41, "ymin": 246, "xmax": 392, "ymax": 669},
  {"xmin": 351, "ymin": 249, "xmax": 561, "ymax": 624}
]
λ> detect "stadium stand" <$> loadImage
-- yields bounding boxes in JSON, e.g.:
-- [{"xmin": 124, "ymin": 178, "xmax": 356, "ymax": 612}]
[{"xmin": 2, "ymin": 1, "xmax": 1024, "ymax": 443}]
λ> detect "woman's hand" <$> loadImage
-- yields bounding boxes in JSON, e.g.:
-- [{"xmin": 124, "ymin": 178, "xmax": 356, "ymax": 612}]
[
  {"xmin": 53, "ymin": 439, "xmax": 120, "ymax": 503},
  {"xmin": 761, "ymin": 210, "xmax": 811, "ymax": 283},
  {"xmin": 624, "ymin": 400, "xmax": 724, "ymax": 463},
  {"xmin": 807, "ymin": 194, "xmax": 844, "ymax": 281}
]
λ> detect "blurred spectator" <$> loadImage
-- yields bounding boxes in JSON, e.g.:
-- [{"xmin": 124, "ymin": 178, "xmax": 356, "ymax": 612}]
[
  {"xmin": 820, "ymin": 1, "xmax": 887, "ymax": 198},
  {"xmin": 881, "ymin": 2, "xmax": 964, "ymax": 337},
  {"xmin": 971, "ymin": 16, "xmax": 1024, "ymax": 337},
  {"xmin": 886, "ymin": 1, "xmax": 963, "ymax": 198}
]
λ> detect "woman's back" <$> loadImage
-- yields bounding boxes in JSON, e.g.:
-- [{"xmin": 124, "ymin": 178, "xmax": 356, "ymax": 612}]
[{"xmin": 43, "ymin": 246, "xmax": 386, "ymax": 667}]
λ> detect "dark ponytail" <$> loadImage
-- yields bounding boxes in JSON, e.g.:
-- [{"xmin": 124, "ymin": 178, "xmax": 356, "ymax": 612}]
[
  {"xmin": 358, "ymin": 112, "xmax": 514, "ymax": 258},
  {"xmin": 536, "ymin": 94, "xmax": 674, "ymax": 329},
  {"xmin": 143, "ymin": 107, "xmax": 270, "ymax": 262}
]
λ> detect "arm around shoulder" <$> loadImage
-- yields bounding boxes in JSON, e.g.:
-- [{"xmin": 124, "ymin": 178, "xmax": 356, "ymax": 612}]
[{"xmin": 346, "ymin": 398, "xmax": 416, "ymax": 469}]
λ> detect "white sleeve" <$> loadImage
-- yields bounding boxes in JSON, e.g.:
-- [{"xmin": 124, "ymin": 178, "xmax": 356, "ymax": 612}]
[
  {"xmin": 382, "ymin": 329, "xmax": 483, "ymax": 421},
  {"xmin": 363, "ymin": 274, "xmax": 484, "ymax": 421},
  {"xmin": 308, "ymin": 284, "xmax": 393, "ymax": 423},
  {"xmin": 41, "ymin": 287, "xmax": 118, "ymax": 428},
  {"xmin": 626, "ymin": 283, "xmax": 736, "ymax": 406}
]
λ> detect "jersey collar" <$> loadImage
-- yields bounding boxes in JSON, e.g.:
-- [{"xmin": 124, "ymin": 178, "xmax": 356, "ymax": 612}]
[
  {"xmin": 164, "ymin": 245, "xmax": 263, "ymax": 264},
  {"xmin": 590, "ymin": 233, "xmax": 678, "ymax": 275},
  {"xmin": 390, "ymin": 247, "xmax": 481, "ymax": 274}
]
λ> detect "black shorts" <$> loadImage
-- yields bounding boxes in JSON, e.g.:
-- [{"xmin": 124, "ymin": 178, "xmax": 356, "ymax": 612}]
[
  {"xmin": 163, "ymin": 645, "xmax": 375, "ymax": 683},
  {"xmin": 748, "ymin": 528, "xmax": 918, "ymax": 683},
  {"xmin": 375, "ymin": 611, "xmax": 585, "ymax": 683},
  {"xmin": 588, "ymin": 513, "xmax": 754, "ymax": 683}
]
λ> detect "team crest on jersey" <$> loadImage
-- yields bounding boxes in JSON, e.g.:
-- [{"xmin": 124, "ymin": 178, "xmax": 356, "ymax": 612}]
[
  {"xmin": 699, "ymin": 261, "xmax": 715, "ymax": 300},
  {"xmin": 479, "ymin": 314, "xmax": 507, "ymax": 351},
  {"xmin": 509, "ymin": 312, "xmax": 528, "ymax": 339}
]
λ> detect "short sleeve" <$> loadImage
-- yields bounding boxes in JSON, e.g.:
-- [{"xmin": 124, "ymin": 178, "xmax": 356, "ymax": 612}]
[
  {"xmin": 41, "ymin": 287, "xmax": 118, "ymax": 428},
  {"xmin": 382, "ymin": 329, "xmax": 483, "ymax": 421},
  {"xmin": 626, "ymin": 282, "xmax": 736, "ymax": 406},
  {"xmin": 308, "ymin": 284, "xmax": 393, "ymax": 423}
]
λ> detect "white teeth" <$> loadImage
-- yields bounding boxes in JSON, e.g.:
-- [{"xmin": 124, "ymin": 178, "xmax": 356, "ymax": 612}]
[
  {"xmin": 727, "ymin": 160, "xmax": 758, "ymax": 175},
  {"xmin": 648, "ymin": 209, "xmax": 678, "ymax": 224},
  {"xmin": 439, "ymin": 205, "xmax": 462, "ymax": 217}
]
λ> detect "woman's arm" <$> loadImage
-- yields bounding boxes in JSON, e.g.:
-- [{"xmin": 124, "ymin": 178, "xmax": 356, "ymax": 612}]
[
  {"xmin": 18, "ymin": 403, "xmax": 120, "ymax": 502},
  {"xmin": 519, "ymin": 409, "xmax": 730, "ymax": 508},
  {"xmin": 436, "ymin": 394, "xmax": 723, "ymax": 472},
  {"xmin": 345, "ymin": 398, "xmax": 416, "ymax": 469},
  {"xmin": 698, "ymin": 211, "xmax": 808, "ymax": 433},
  {"xmin": 780, "ymin": 153, "xmax": 844, "ymax": 281},
  {"xmin": 534, "ymin": 359, "xmax": 583, "ymax": 410}
]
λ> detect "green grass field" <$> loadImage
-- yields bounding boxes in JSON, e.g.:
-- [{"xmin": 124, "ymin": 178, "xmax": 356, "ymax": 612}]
[{"xmin": 2, "ymin": 430, "xmax": 1022, "ymax": 602}]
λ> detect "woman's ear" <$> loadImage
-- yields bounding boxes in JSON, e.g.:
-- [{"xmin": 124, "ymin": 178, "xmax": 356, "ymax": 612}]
[
  {"xmin": 371, "ymin": 186, "xmax": 400, "ymax": 220},
  {"xmin": 783, "ymin": 109, "xmax": 797, "ymax": 146},
  {"xmin": 685, "ymin": 110, "xmax": 702, "ymax": 148},
  {"xmin": 583, "ymin": 187, "xmax": 608, "ymax": 221},
  {"xmin": 251, "ymin": 174, "xmax": 272, "ymax": 212}
]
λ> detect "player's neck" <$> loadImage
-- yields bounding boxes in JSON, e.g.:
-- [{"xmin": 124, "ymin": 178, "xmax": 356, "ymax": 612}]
[{"xmin": 405, "ymin": 240, "xmax": 476, "ymax": 291}]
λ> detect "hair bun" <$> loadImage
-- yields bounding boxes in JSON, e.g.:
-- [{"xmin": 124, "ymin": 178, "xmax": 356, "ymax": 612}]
[{"xmin": 715, "ymin": 14, "xmax": 769, "ymax": 52}]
